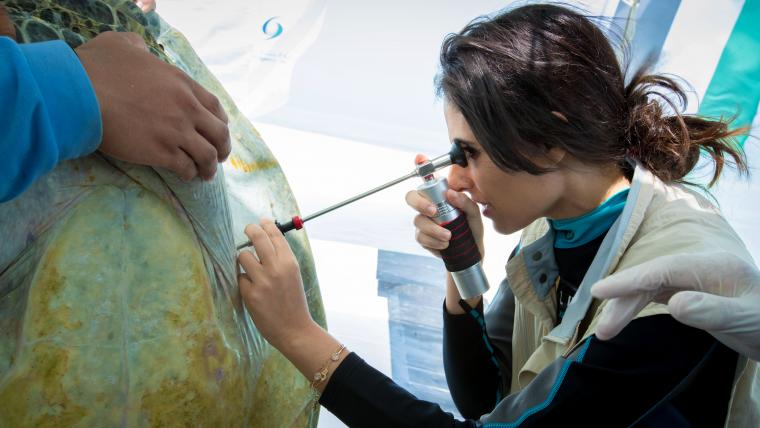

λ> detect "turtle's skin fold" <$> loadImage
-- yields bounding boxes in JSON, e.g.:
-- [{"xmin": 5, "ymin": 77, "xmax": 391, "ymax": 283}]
[{"xmin": 0, "ymin": 1, "xmax": 325, "ymax": 427}]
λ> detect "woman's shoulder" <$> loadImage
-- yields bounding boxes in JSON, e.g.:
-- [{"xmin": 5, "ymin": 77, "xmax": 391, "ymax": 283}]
[
  {"xmin": 619, "ymin": 179, "xmax": 753, "ymax": 269},
  {"xmin": 642, "ymin": 180, "xmax": 734, "ymax": 238},
  {"xmin": 648, "ymin": 179, "xmax": 723, "ymax": 218}
]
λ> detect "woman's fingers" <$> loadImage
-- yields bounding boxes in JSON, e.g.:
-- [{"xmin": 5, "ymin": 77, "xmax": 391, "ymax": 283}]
[
  {"xmin": 413, "ymin": 214, "xmax": 450, "ymax": 240},
  {"xmin": 415, "ymin": 230, "xmax": 449, "ymax": 250},
  {"xmin": 238, "ymin": 250, "xmax": 262, "ymax": 277},
  {"xmin": 408, "ymin": 188, "xmax": 459, "ymax": 255},
  {"xmin": 413, "ymin": 215, "xmax": 450, "ymax": 250},
  {"xmin": 446, "ymin": 189, "xmax": 480, "ymax": 218},
  {"xmin": 405, "ymin": 190, "xmax": 437, "ymax": 216},
  {"xmin": 238, "ymin": 273, "xmax": 253, "ymax": 293},
  {"xmin": 244, "ymin": 223, "xmax": 275, "ymax": 264},
  {"xmin": 261, "ymin": 218, "xmax": 294, "ymax": 260}
]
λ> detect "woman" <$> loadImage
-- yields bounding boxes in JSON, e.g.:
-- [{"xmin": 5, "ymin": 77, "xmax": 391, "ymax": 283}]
[{"xmin": 237, "ymin": 4, "xmax": 759, "ymax": 427}]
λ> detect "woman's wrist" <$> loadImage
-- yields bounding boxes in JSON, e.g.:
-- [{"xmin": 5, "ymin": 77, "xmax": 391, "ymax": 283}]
[
  {"xmin": 445, "ymin": 273, "xmax": 483, "ymax": 314},
  {"xmin": 275, "ymin": 321, "xmax": 350, "ymax": 393}
]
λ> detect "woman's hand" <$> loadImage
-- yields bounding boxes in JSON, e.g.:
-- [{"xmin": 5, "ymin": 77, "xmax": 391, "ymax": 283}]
[
  {"xmin": 405, "ymin": 188, "xmax": 485, "ymax": 258},
  {"xmin": 238, "ymin": 219, "xmax": 317, "ymax": 351},
  {"xmin": 237, "ymin": 220, "xmax": 350, "ymax": 392},
  {"xmin": 406, "ymin": 187, "xmax": 486, "ymax": 314}
]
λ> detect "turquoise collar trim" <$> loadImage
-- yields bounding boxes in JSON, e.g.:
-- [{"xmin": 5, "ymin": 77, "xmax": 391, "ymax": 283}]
[{"xmin": 548, "ymin": 188, "xmax": 629, "ymax": 249}]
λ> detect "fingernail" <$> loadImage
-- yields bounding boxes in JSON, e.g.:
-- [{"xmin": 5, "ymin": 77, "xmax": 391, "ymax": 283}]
[{"xmin": 427, "ymin": 206, "xmax": 437, "ymax": 215}]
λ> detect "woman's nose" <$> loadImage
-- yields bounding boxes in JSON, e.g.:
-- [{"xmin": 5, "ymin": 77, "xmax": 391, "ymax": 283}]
[{"xmin": 447, "ymin": 165, "xmax": 473, "ymax": 192}]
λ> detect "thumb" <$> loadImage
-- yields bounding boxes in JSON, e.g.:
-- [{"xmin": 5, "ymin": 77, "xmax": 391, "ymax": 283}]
[
  {"xmin": 594, "ymin": 294, "xmax": 649, "ymax": 340},
  {"xmin": 668, "ymin": 291, "xmax": 736, "ymax": 332},
  {"xmin": 414, "ymin": 154, "xmax": 429, "ymax": 165},
  {"xmin": 0, "ymin": 5, "xmax": 17, "ymax": 41},
  {"xmin": 445, "ymin": 189, "xmax": 480, "ymax": 218},
  {"xmin": 591, "ymin": 265, "xmax": 654, "ymax": 300}
]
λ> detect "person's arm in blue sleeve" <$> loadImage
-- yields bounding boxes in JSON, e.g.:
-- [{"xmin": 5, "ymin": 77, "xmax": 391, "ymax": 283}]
[{"xmin": 0, "ymin": 36, "xmax": 102, "ymax": 202}]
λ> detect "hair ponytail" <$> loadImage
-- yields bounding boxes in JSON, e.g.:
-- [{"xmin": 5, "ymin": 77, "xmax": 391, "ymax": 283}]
[{"xmin": 623, "ymin": 69, "xmax": 748, "ymax": 186}]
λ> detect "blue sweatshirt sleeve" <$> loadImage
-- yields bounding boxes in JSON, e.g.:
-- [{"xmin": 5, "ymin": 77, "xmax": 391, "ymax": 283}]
[{"xmin": 0, "ymin": 36, "xmax": 102, "ymax": 202}]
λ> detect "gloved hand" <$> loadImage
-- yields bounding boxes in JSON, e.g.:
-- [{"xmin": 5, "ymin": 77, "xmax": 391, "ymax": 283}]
[{"xmin": 591, "ymin": 252, "xmax": 760, "ymax": 361}]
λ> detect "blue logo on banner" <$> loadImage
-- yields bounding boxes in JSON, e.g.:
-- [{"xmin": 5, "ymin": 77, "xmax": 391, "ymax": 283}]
[{"xmin": 262, "ymin": 17, "xmax": 283, "ymax": 40}]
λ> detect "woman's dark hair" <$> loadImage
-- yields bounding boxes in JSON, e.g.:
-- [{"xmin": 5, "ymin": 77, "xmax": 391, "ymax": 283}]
[{"xmin": 436, "ymin": 3, "xmax": 747, "ymax": 185}]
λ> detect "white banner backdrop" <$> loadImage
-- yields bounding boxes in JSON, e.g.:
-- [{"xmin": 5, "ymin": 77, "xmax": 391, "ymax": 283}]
[
  {"xmin": 159, "ymin": 1, "xmax": 618, "ymax": 154},
  {"xmin": 158, "ymin": 0, "xmax": 327, "ymax": 117}
]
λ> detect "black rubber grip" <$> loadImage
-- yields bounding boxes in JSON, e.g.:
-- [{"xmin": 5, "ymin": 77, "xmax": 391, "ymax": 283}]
[
  {"xmin": 275, "ymin": 220, "xmax": 294, "ymax": 234},
  {"xmin": 440, "ymin": 214, "xmax": 481, "ymax": 272}
]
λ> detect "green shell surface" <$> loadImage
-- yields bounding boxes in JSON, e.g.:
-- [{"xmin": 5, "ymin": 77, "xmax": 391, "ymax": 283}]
[{"xmin": 0, "ymin": 1, "xmax": 325, "ymax": 426}]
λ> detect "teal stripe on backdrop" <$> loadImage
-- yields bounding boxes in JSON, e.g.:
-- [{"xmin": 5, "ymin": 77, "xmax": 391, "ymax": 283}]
[{"xmin": 699, "ymin": 0, "xmax": 760, "ymax": 147}]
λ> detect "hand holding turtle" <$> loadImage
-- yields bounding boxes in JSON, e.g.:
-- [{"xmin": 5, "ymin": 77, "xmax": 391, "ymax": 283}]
[
  {"xmin": 0, "ymin": 5, "xmax": 16, "ymax": 41},
  {"xmin": 75, "ymin": 31, "xmax": 231, "ymax": 181}
]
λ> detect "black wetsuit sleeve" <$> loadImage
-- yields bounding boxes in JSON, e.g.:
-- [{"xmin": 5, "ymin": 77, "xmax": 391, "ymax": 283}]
[
  {"xmin": 319, "ymin": 352, "xmax": 478, "ymax": 428},
  {"xmin": 481, "ymin": 314, "xmax": 737, "ymax": 427},
  {"xmin": 442, "ymin": 299, "xmax": 501, "ymax": 419},
  {"xmin": 321, "ymin": 315, "xmax": 736, "ymax": 427}
]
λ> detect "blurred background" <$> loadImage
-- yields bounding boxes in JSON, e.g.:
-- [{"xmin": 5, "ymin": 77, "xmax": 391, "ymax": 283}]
[{"xmin": 156, "ymin": 1, "xmax": 759, "ymax": 425}]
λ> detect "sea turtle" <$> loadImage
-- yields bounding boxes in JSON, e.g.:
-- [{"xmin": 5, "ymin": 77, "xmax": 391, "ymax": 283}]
[{"xmin": 0, "ymin": 1, "xmax": 325, "ymax": 426}]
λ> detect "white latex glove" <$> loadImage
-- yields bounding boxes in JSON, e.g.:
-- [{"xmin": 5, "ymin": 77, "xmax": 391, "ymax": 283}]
[{"xmin": 591, "ymin": 252, "xmax": 760, "ymax": 361}]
